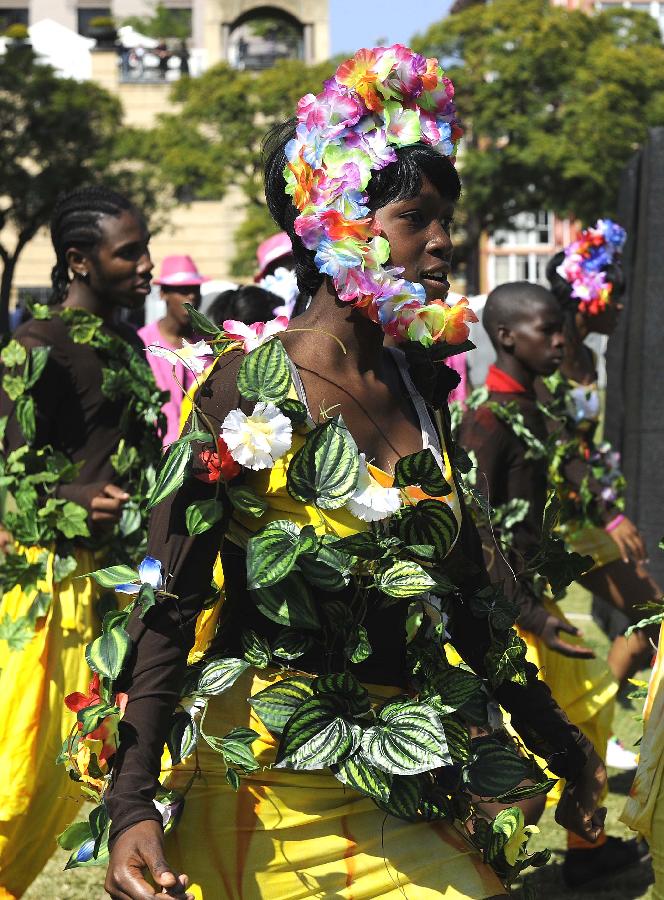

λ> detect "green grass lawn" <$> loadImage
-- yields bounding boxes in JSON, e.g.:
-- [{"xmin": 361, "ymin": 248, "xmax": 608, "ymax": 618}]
[{"xmin": 26, "ymin": 583, "xmax": 655, "ymax": 899}]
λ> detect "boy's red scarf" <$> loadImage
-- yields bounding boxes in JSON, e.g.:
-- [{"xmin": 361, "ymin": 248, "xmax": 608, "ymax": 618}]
[{"xmin": 485, "ymin": 364, "xmax": 526, "ymax": 394}]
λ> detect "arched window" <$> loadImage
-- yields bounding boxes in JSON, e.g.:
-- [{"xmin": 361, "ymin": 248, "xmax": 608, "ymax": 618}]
[{"xmin": 227, "ymin": 6, "xmax": 303, "ymax": 70}]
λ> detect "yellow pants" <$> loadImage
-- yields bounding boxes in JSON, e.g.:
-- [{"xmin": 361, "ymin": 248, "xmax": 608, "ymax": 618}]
[
  {"xmin": 0, "ymin": 546, "xmax": 99, "ymax": 899},
  {"xmin": 512, "ymin": 599, "xmax": 617, "ymax": 804},
  {"xmin": 622, "ymin": 624, "xmax": 664, "ymax": 896},
  {"xmin": 163, "ymin": 669, "xmax": 506, "ymax": 899}
]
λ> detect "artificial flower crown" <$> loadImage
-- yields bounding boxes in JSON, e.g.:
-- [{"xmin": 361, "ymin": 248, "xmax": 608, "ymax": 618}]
[
  {"xmin": 284, "ymin": 44, "xmax": 477, "ymax": 348},
  {"xmin": 556, "ymin": 219, "xmax": 626, "ymax": 315}
]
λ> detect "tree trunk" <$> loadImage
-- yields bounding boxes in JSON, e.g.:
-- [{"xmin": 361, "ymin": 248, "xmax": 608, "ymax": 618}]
[
  {"xmin": 0, "ymin": 254, "xmax": 17, "ymax": 339},
  {"xmin": 463, "ymin": 214, "xmax": 482, "ymax": 296}
]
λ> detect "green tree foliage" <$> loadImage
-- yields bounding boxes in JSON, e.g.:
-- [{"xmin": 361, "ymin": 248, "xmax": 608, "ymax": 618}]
[
  {"xmin": 131, "ymin": 58, "xmax": 340, "ymax": 276},
  {"xmin": 412, "ymin": 0, "xmax": 664, "ymax": 288},
  {"xmin": 0, "ymin": 44, "xmax": 162, "ymax": 334},
  {"xmin": 121, "ymin": 3, "xmax": 191, "ymax": 40}
]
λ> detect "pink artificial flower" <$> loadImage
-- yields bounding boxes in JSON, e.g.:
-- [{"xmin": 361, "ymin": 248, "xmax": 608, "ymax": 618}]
[
  {"xmin": 223, "ymin": 316, "xmax": 289, "ymax": 354},
  {"xmin": 297, "ymin": 89, "xmax": 363, "ymax": 136}
]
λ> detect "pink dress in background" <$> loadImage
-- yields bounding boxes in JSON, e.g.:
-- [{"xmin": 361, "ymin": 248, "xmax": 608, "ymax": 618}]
[
  {"xmin": 447, "ymin": 351, "xmax": 468, "ymax": 405},
  {"xmin": 138, "ymin": 320, "xmax": 197, "ymax": 447}
]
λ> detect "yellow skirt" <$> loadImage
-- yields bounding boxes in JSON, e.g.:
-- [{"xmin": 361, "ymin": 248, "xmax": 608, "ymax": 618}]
[
  {"xmin": 564, "ymin": 522, "xmax": 621, "ymax": 571},
  {"xmin": 0, "ymin": 545, "xmax": 100, "ymax": 899},
  {"xmin": 622, "ymin": 624, "xmax": 664, "ymax": 896},
  {"xmin": 163, "ymin": 669, "xmax": 506, "ymax": 899},
  {"xmin": 510, "ymin": 599, "xmax": 617, "ymax": 804}
]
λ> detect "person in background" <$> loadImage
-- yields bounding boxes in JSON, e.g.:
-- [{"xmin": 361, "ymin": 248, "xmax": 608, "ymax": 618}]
[
  {"xmin": 178, "ymin": 40, "xmax": 190, "ymax": 77},
  {"xmin": 254, "ymin": 232, "xmax": 301, "ymax": 318},
  {"xmin": 206, "ymin": 284, "xmax": 280, "ymax": 328},
  {"xmin": 139, "ymin": 254, "xmax": 208, "ymax": 447}
]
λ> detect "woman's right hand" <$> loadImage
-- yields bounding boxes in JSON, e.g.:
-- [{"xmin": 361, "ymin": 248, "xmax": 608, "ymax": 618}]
[
  {"xmin": 105, "ymin": 820, "xmax": 193, "ymax": 900},
  {"xmin": 554, "ymin": 749, "xmax": 607, "ymax": 842},
  {"xmin": 90, "ymin": 483, "xmax": 130, "ymax": 530}
]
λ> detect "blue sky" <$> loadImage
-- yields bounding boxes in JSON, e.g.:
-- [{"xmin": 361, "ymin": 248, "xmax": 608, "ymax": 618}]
[{"xmin": 329, "ymin": 0, "xmax": 453, "ymax": 56}]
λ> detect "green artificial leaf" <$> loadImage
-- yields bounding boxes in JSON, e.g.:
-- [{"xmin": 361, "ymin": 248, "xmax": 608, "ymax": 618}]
[
  {"xmin": 347, "ymin": 624, "xmax": 372, "ymax": 663},
  {"xmin": 252, "ymin": 573, "xmax": 320, "ymax": 630},
  {"xmin": 276, "ymin": 695, "xmax": 360, "ymax": 770},
  {"xmin": 287, "ymin": 416, "xmax": 360, "ymax": 510},
  {"xmin": 77, "ymin": 700, "xmax": 120, "ymax": 738},
  {"xmin": 137, "ymin": 584, "xmax": 157, "ymax": 620},
  {"xmin": 218, "ymin": 738, "xmax": 259, "ymax": 772},
  {"xmin": 377, "ymin": 774, "xmax": 422, "ymax": 821},
  {"xmin": 236, "ymin": 338, "xmax": 291, "ymax": 404},
  {"xmin": 241, "ymin": 629, "xmax": 272, "ymax": 668},
  {"xmin": 374, "ymin": 559, "xmax": 436, "ymax": 599},
  {"xmin": 537, "ymin": 540, "xmax": 593, "ymax": 595},
  {"xmin": 147, "ymin": 441, "xmax": 192, "ymax": 509},
  {"xmin": 197, "ymin": 656, "xmax": 250, "ymax": 695},
  {"xmin": 61, "ymin": 308, "xmax": 102, "ymax": 344},
  {"xmin": 15, "ymin": 394, "xmax": 35, "ymax": 443},
  {"xmin": 226, "ymin": 485, "xmax": 268, "ymax": 519},
  {"xmin": 0, "ymin": 613, "xmax": 37, "ymax": 652},
  {"xmin": 298, "ymin": 539, "xmax": 351, "ymax": 592},
  {"xmin": 451, "ymin": 442, "xmax": 473, "ymax": 475},
  {"xmin": 279, "ymin": 398, "xmax": 309, "ymax": 426},
  {"xmin": 1, "ymin": 339, "xmax": 27, "ymax": 368},
  {"xmin": 53, "ymin": 554, "xmax": 78, "ymax": 584},
  {"xmin": 333, "ymin": 754, "xmax": 392, "ymax": 803},
  {"xmin": 83, "ymin": 564, "xmax": 139, "ymax": 589},
  {"xmin": 394, "ymin": 449, "xmax": 451, "ymax": 496},
  {"xmin": 440, "ymin": 716, "xmax": 471, "ymax": 764},
  {"xmin": 2, "ymin": 373, "xmax": 25, "ymax": 401},
  {"xmin": 224, "ymin": 726, "xmax": 259, "ymax": 745},
  {"xmin": 314, "ymin": 672, "xmax": 371, "ymax": 716},
  {"xmin": 626, "ymin": 611, "xmax": 664, "ymax": 638},
  {"xmin": 102, "ymin": 608, "xmax": 129, "ymax": 634},
  {"xmin": 246, "ymin": 519, "xmax": 309, "ymax": 589},
  {"xmin": 24, "ymin": 345, "xmax": 50, "ymax": 389},
  {"xmin": 427, "ymin": 667, "xmax": 485, "ymax": 716},
  {"xmin": 85, "ymin": 627, "xmax": 132, "ymax": 679},
  {"xmin": 495, "ymin": 778, "xmax": 558, "ymax": 803},
  {"xmin": 184, "ymin": 302, "xmax": 221, "ymax": 336},
  {"xmin": 469, "ymin": 585, "xmax": 519, "ymax": 632},
  {"xmin": 0, "ymin": 551, "xmax": 47, "ymax": 592},
  {"xmin": 168, "ymin": 710, "xmax": 199, "ymax": 765},
  {"xmin": 185, "ymin": 498, "xmax": 224, "ymax": 535},
  {"xmin": 57, "ymin": 820, "xmax": 92, "ymax": 851},
  {"xmin": 272, "ymin": 629, "xmax": 314, "ymax": 661},
  {"xmin": 166, "ymin": 429, "xmax": 211, "ymax": 453},
  {"xmin": 396, "ymin": 500, "xmax": 458, "ymax": 561},
  {"xmin": 226, "ymin": 768, "xmax": 241, "ymax": 791},
  {"xmin": 57, "ymin": 501, "xmax": 90, "ymax": 539},
  {"xmin": 360, "ymin": 700, "xmax": 451, "ymax": 775},
  {"xmin": 330, "ymin": 531, "xmax": 383, "ymax": 560},
  {"xmin": 248, "ymin": 676, "xmax": 314, "ymax": 734},
  {"xmin": 485, "ymin": 632, "xmax": 528, "ymax": 689},
  {"xmin": 463, "ymin": 738, "xmax": 532, "ymax": 797}
]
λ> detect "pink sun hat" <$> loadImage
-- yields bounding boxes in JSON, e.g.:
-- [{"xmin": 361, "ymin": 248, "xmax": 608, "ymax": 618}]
[
  {"xmin": 255, "ymin": 233, "xmax": 293, "ymax": 281},
  {"xmin": 154, "ymin": 254, "xmax": 208, "ymax": 287}
]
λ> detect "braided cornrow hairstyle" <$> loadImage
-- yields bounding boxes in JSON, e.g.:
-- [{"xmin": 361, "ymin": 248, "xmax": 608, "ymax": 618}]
[{"xmin": 49, "ymin": 185, "xmax": 138, "ymax": 303}]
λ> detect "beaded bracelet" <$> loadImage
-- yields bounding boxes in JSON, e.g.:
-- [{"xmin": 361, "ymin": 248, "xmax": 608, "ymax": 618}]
[{"xmin": 605, "ymin": 514, "xmax": 625, "ymax": 533}]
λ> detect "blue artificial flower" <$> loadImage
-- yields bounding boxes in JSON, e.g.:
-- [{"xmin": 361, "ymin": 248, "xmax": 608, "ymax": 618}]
[
  {"xmin": 73, "ymin": 838, "xmax": 95, "ymax": 864},
  {"xmin": 114, "ymin": 555, "xmax": 164, "ymax": 595}
]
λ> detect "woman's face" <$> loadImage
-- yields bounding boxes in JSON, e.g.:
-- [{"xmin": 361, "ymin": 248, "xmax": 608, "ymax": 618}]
[
  {"xmin": 375, "ymin": 175, "xmax": 455, "ymax": 303},
  {"xmin": 84, "ymin": 210, "xmax": 153, "ymax": 310}
]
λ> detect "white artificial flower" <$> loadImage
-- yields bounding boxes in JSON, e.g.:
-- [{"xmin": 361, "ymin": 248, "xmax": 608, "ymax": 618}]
[
  {"xmin": 221, "ymin": 402, "xmax": 292, "ymax": 470},
  {"xmin": 147, "ymin": 338, "xmax": 212, "ymax": 375},
  {"xmin": 346, "ymin": 454, "xmax": 402, "ymax": 522}
]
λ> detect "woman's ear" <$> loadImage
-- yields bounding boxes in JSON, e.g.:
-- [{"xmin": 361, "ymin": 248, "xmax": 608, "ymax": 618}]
[{"xmin": 65, "ymin": 247, "xmax": 90, "ymax": 280}]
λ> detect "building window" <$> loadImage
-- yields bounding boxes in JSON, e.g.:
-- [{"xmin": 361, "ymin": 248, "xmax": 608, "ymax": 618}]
[
  {"xmin": 492, "ymin": 211, "xmax": 553, "ymax": 247},
  {"xmin": 227, "ymin": 10, "xmax": 304, "ymax": 70},
  {"xmin": 77, "ymin": 7, "xmax": 111, "ymax": 38},
  {"xmin": 0, "ymin": 7, "xmax": 28, "ymax": 30}
]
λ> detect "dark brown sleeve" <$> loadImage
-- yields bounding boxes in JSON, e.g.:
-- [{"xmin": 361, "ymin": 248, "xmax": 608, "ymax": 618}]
[
  {"xmin": 459, "ymin": 407, "xmax": 549, "ymax": 636},
  {"xmin": 106, "ymin": 353, "xmax": 244, "ymax": 846},
  {"xmin": 448, "ymin": 504, "xmax": 593, "ymax": 781}
]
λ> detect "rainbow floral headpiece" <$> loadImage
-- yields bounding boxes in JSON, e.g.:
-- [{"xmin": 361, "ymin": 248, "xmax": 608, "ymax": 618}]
[
  {"xmin": 556, "ymin": 219, "xmax": 626, "ymax": 315},
  {"xmin": 284, "ymin": 44, "xmax": 476, "ymax": 348}
]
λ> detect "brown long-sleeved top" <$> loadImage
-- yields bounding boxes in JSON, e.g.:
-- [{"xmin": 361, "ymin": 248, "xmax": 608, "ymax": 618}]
[
  {"xmin": 107, "ymin": 350, "xmax": 593, "ymax": 846},
  {"xmin": 459, "ymin": 365, "xmax": 550, "ymax": 636},
  {"xmin": 0, "ymin": 312, "xmax": 147, "ymax": 516}
]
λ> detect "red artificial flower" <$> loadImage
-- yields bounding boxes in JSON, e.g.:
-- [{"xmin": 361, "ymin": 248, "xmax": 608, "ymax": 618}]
[
  {"xmin": 65, "ymin": 674, "xmax": 128, "ymax": 764},
  {"xmin": 195, "ymin": 437, "xmax": 241, "ymax": 484}
]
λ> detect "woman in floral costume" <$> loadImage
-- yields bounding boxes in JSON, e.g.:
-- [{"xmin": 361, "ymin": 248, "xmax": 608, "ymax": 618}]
[
  {"xmin": 0, "ymin": 186, "xmax": 164, "ymax": 898},
  {"xmin": 541, "ymin": 223, "xmax": 660, "ymax": 691},
  {"xmin": 74, "ymin": 48, "xmax": 607, "ymax": 900}
]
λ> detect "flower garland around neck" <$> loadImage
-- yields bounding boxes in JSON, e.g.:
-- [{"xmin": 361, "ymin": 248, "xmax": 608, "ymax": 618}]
[
  {"xmin": 284, "ymin": 44, "xmax": 477, "ymax": 348},
  {"xmin": 556, "ymin": 219, "xmax": 626, "ymax": 315}
]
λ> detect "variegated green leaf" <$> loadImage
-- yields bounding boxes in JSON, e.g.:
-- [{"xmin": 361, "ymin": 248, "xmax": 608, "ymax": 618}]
[
  {"xmin": 427, "ymin": 668, "xmax": 485, "ymax": 716},
  {"xmin": 279, "ymin": 716, "xmax": 361, "ymax": 771},
  {"xmin": 248, "ymin": 676, "xmax": 314, "ymax": 734},
  {"xmin": 394, "ymin": 449, "xmax": 451, "ymax": 496},
  {"xmin": 463, "ymin": 738, "xmax": 532, "ymax": 797},
  {"xmin": 168, "ymin": 710, "xmax": 199, "ymax": 765},
  {"xmin": 396, "ymin": 500, "xmax": 458, "ymax": 561},
  {"xmin": 272, "ymin": 629, "xmax": 314, "ymax": 661},
  {"xmin": 236, "ymin": 338, "xmax": 291, "ymax": 404},
  {"xmin": 241, "ymin": 629, "xmax": 272, "ymax": 668},
  {"xmin": 82, "ymin": 564, "xmax": 138, "ymax": 588},
  {"xmin": 197, "ymin": 656, "xmax": 249, "ymax": 696},
  {"xmin": 298, "ymin": 539, "xmax": 351, "ymax": 592},
  {"xmin": 252, "ymin": 572, "xmax": 320, "ymax": 630},
  {"xmin": 377, "ymin": 774, "xmax": 423, "ymax": 821},
  {"xmin": 287, "ymin": 416, "xmax": 360, "ymax": 509},
  {"xmin": 360, "ymin": 700, "xmax": 451, "ymax": 775},
  {"xmin": 85, "ymin": 627, "xmax": 131, "ymax": 679},
  {"xmin": 246, "ymin": 519, "xmax": 307, "ymax": 589},
  {"xmin": 440, "ymin": 716, "xmax": 471, "ymax": 764},
  {"xmin": 185, "ymin": 498, "xmax": 224, "ymax": 536},
  {"xmin": 374, "ymin": 559, "xmax": 435, "ymax": 599},
  {"xmin": 314, "ymin": 672, "xmax": 371, "ymax": 716},
  {"xmin": 226, "ymin": 485, "xmax": 268, "ymax": 519},
  {"xmin": 147, "ymin": 440, "xmax": 192, "ymax": 509},
  {"xmin": 333, "ymin": 754, "xmax": 392, "ymax": 803}
]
